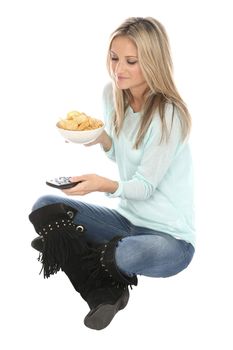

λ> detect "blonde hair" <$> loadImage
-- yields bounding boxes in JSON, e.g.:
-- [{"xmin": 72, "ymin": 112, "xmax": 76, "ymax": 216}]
[{"xmin": 106, "ymin": 17, "xmax": 191, "ymax": 148}]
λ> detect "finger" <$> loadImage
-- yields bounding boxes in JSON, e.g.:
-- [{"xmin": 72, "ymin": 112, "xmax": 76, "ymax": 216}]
[
  {"xmin": 62, "ymin": 189, "xmax": 87, "ymax": 196},
  {"xmin": 84, "ymin": 141, "xmax": 95, "ymax": 147},
  {"xmin": 62, "ymin": 187, "xmax": 79, "ymax": 195},
  {"xmin": 70, "ymin": 176, "xmax": 85, "ymax": 182}
]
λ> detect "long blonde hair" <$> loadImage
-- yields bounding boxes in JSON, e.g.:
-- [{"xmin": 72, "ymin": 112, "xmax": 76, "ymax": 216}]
[{"xmin": 106, "ymin": 17, "xmax": 191, "ymax": 148}]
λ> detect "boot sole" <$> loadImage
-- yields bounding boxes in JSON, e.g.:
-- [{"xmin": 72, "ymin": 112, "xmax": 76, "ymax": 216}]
[{"xmin": 84, "ymin": 289, "xmax": 129, "ymax": 330}]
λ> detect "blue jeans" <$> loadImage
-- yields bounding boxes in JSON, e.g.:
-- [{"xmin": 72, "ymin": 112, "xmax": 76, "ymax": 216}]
[{"xmin": 32, "ymin": 195, "xmax": 195, "ymax": 278}]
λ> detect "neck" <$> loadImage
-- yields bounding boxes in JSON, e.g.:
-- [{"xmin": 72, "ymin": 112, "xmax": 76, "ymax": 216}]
[
  {"xmin": 130, "ymin": 100, "xmax": 142, "ymax": 112},
  {"xmin": 129, "ymin": 84, "xmax": 148, "ymax": 112}
]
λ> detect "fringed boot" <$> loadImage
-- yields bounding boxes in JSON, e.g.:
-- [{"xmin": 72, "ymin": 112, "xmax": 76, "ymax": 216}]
[
  {"xmin": 82, "ymin": 236, "xmax": 138, "ymax": 330},
  {"xmin": 29, "ymin": 204, "xmax": 137, "ymax": 330},
  {"xmin": 29, "ymin": 203, "xmax": 89, "ymax": 280}
]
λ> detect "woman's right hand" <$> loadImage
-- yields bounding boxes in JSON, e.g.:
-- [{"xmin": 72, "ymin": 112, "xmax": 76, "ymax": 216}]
[{"xmin": 85, "ymin": 130, "xmax": 112, "ymax": 152}]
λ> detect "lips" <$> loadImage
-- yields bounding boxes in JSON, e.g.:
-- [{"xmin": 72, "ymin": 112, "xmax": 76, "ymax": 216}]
[{"xmin": 116, "ymin": 76, "xmax": 128, "ymax": 80}]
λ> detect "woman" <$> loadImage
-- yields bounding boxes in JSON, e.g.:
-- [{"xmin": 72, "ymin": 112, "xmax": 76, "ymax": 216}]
[{"xmin": 29, "ymin": 17, "xmax": 195, "ymax": 330}]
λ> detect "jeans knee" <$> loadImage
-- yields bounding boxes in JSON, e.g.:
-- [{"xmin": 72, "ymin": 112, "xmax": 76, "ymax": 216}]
[{"xmin": 31, "ymin": 195, "xmax": 62, "ymax": 211}]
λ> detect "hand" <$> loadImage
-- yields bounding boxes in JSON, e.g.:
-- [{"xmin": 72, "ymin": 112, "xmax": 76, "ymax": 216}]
[
  {"xmin": 62, "ymin": 174, "xmax": 118, "ymax": 196},
  {"xmin": 85, "ymin": 130, "xmax": 112, "ymax": 151}
]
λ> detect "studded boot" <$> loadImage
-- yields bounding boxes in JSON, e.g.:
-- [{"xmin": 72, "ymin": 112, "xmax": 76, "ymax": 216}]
[
  {"xmin": 29, "ymin": 203, "xmax": 89, "ymax": 281},
  {"xmin": 29, "ymin": 205, "xmax": 137, "ymax": 329},
  {"xmin": 81, "ymin": 236, "xmax": 138, "ymax": 330}
]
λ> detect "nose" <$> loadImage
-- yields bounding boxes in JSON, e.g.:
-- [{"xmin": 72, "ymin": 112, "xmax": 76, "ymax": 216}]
[{"xmin": 114, "ymin": 60, "xmax": 126, "ymax": 74}]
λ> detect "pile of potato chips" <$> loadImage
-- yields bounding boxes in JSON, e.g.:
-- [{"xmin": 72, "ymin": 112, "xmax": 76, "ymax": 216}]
[{"xmin": 57, "ymin": 111, "xmax": 103, "ymax": 131}]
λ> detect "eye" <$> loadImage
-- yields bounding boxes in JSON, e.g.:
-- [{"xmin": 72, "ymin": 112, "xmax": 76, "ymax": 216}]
[
  {"xmin": 127, "ymin": 60, "xmax": 137, "ymax": 65},
  {"xmin": 109, "ymin": 50, "xmax": 118, "ymax": 60}
]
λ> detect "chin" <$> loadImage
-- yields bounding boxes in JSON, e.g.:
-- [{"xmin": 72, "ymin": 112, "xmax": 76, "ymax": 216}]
[{"xmin": 115, "ymin": 82, "xmax": 130, "ymax": 90}]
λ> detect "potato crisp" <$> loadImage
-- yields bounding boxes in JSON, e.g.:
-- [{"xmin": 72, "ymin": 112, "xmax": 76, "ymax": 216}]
[{"xmin": 57, "ymin": 111, "xmax": 103, "ymax": 131}]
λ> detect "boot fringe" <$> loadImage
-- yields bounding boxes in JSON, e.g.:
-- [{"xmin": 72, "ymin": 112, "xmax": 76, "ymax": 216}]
[{"xmin": 37, "ymin": 220, "xmax": 85, "ymax": 278}]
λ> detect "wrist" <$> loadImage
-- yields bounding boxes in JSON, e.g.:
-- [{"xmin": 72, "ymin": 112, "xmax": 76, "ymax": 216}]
[
  {"xmin": 99, "ymin": 177, "xmax": 118, "ymax": 193},
  {"xmin": 100, "ymin": 132, "xmax": 112, "ymax": 152}
]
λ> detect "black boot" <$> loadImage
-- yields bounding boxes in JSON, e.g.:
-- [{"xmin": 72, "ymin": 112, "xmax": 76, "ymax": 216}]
[
  {"xmin": 29, "ymin": 203, "xmax": 88, "ymax": 279},
  {"xmin": 84, "ymin": 285, "xmax": 130, "ymax": 330},
  {"xmin": 29, "ymin": 205, "xmax": 137, "ymax": 329},
  {"xmin": 81, "ymin": 236, "xmax": 138, "ymax": 330},
  {"xmin": 31, "ymin": 236, "xmax": 43, "ymax": 252}
]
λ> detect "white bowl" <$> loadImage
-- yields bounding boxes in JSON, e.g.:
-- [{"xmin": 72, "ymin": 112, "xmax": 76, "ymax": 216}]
[{"xmin": 56, "ymin": 123, "xmax": 105, "ymax": 144}]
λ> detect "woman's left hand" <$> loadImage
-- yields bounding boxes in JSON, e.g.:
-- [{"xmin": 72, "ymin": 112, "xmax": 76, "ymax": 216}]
[{"xmin": 62, "ymin": 174, "xmax": 118, "ymax": 196}]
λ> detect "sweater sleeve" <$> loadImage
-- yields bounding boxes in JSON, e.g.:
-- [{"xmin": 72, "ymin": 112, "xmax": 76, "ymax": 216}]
[{"xmin": 107, "ymin": 104, "xmax": 184, "ymax": 200}]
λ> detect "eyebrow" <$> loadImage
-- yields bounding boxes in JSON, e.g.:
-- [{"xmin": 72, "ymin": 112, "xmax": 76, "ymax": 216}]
[{"xmin": 110, "ymin": 50, "xmax": 138, "ymax": 58}]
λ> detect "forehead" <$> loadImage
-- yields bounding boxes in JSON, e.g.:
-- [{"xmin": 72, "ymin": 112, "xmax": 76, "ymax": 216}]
[{"xmin": 110, "ymin": 36, "xmax": 137, "ymax": 55}]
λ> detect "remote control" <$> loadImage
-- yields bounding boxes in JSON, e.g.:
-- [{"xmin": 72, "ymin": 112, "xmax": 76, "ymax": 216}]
[{"xmin": 46, "ymin": 177, "xmax": 82, "ymax": 189}]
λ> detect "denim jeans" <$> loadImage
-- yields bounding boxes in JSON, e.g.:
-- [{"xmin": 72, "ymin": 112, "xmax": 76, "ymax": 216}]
[{"xmin": 31, "ymin": 195, "xmax": 195, "ymax": 278}]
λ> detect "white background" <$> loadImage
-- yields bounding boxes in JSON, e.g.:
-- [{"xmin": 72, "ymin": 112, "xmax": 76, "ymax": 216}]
[{"xmin": 0, "ymin": 0, "xmax": 232, "ymax": 349}]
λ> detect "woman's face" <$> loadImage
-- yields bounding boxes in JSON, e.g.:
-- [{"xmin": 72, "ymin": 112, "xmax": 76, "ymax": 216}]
[{"xmin": 109, "ymin": 36, "xmax": 147, "ymax": 93}]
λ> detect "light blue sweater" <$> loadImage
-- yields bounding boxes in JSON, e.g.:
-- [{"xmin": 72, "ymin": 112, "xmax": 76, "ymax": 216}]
[{"xmin": 103, "ymin": 84, "xmax": 195, "ymax": 247}]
